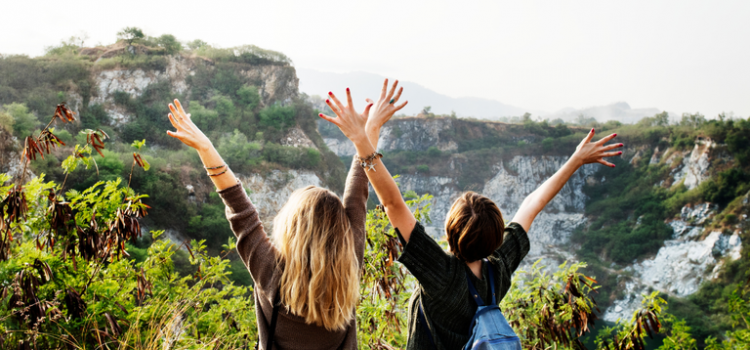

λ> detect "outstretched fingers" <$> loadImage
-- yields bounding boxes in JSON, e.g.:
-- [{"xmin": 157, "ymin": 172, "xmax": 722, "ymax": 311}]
[
  {"xmin": 583, "ymin": 128, "xmax": 596, "ymax": 144},
  {"xmin": 363, "ymin": 102, "xmax": 374, "ymax": 117},
  {"xmin": 318, "ymin": 113, "xmax": 338, "ymax": 125},
  {"xmin": 325, "ymin": 98, "xmax": 341, "ymax": 116},
  {"xmin": 597, "ymin": 159, "xmax": 616, "ymax": 168},
  {"xmin": 346, "ymin": 88, "xmax": 354, "ymax": 111},
  {"xmin": 174, "ymin": 99, "xmax": 188, "ymax": 119},
  {"xmin": 168, "ymin": 113, "xmax": 180, "ymax": 130},
  {"xmin": 394, "ymin": 100, "xmax": 408, "ymax": 112},
  {"xmin": 391, "ymin": 87, "xmax": 404, "ymax": 104},
  {"xmin": 386, "ymin": 80, "xmax": 399, "ymax": 101},
  {"xmin": 328, "ymin": 91, "xmax": 346, "ymax": 112},
  {"xmin": 601, "ymin": 151, "xmax": 622, "ymax": 158},
  {"xmin": 596, "ymin": 133, "xmax": 618, "ymax": 144},
  {"xmin": 602, "ymin": 142, "xmax": 624, "ymax": 151}
]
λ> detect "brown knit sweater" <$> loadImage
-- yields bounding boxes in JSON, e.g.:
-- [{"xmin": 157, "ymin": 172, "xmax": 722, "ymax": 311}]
[{"xmin": 217, "ymin": 158, "xmax": 368, "ymax": 350}]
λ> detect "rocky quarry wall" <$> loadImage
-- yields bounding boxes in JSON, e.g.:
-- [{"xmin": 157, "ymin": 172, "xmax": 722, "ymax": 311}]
[
  {"xmin": 325, "ymin": 118, "xmax": 744, "ymax": 321},
  {"xmin": 47, "ymin": 58, "xmax": 745, "ymax": 320}
]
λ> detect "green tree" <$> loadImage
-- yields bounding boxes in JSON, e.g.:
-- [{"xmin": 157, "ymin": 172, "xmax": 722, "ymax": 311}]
[
  {"xmin": 117, "ymin": 26, "xmax": 145, "ymax": 46},
  {"xmin": 236, "ymin": 84, "xmax": 260, "ymax": 113},
  {"xmin": 186, "ymin": 39, "xmax": 208, "ymax": 50},
  {"xmin": 2, "ymin": 102, "xmax": 38, "ymax": 139},
  {"xmin": 259, "ymin": 104, "xmax": 295, "ymax": 131},
  {"xmin": 155, "ymin": 34, "xmax": 182, "ymax": 55},
  {"xmin": 188, "ymin": 101, "xmax": 219, "ymax": 132},
  {"xmin": 216, "ymin": 129, "xmax": 262, "ymax": 171}
]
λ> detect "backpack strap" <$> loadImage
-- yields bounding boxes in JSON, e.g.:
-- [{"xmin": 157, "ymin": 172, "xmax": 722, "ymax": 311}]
[
  {"xmin": 486, "ymin": 259, "xmax": 497, "ymax": 305},
  {"xmin": 263, "ymin": 289, "xmax": 281, "ymax": 350},
  {"xmin": 417, "ymin": 291, "xmax": 438, "ymax": 350},
  {"xmin": 465, "ymin": 259, "xmax": 494, "ymax": 307},
  {"xmin": 465, "ymin": 259, "xmax": 500, "ymax": 333}
]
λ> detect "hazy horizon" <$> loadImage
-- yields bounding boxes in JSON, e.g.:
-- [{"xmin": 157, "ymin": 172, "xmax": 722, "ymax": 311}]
[{"xmin": 2, "ymin": 0, "xmax": 748, "ymax": 118}]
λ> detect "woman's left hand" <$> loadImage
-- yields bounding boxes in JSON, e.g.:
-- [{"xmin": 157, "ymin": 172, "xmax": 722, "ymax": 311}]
[{"xmin": 319, "ymin": 88, "xmax": 373, "ymax": 143}]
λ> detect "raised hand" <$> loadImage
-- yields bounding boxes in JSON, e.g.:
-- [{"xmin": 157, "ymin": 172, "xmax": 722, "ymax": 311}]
[
  {"xmin": 571, "ymin": 129, "xmax": 624, "ymax": 167},
  {"xmin": 365, "ymin": 79, "xmax": 408, "ymax": 132},
  {"xmin": 319, "ymin": 88, "xmax": 373, "ymax": 143},
  {"xmin": 166, "ymin": 99, "xmax": 211, "ymax": 151}
]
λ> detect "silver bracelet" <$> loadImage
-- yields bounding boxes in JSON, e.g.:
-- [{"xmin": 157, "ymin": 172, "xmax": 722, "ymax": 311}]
[{"xmin": 356, "ymin": 152, "xmax": 383, "ymax": 172}]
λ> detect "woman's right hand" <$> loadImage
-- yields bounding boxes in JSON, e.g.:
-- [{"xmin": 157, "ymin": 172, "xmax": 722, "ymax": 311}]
[
  {"xmin": 570, "ymin": 128, "xmax": 623, "ymax": 167},
  {"xmin": 365, "ymin": 79, "xmax": 408, "ymax": 132},
  {"xmin": 167, "ymin": 99, "xmax": 212, "ymax": 151}
]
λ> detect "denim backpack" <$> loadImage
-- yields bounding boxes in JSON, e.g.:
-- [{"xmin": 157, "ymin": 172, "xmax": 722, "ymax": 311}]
[{"xmin": 418, "ymin": 259, "xmax": 521, "ymax": 350}]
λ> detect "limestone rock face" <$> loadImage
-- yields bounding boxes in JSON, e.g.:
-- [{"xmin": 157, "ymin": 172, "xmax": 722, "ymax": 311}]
[
  {"xmin": 323, "ymin": 138, "xmax": 357, "ymax": 157},
  {"xmin": 603, "ymin": 227, "xmax": 742, "ymax": 322},
  {"xmin": 238, "ymin": 169, "xmax": 323, "ymax": 230},
  {"xmin": 281, "ymin": 127, "xmax": 317, "ymax": 149},
  {"xmin": 323, "ymin": 118, "xmax": 458, "ymax": 157},
  {"xmin": 323, "ymin": 117, "xmax": 743, "ymax": 324},
  {"xmin": 89, "ymin": 56, "xmax": 298, "ymax": 125},
  {"xmin": 672, "ymin": 139, "xmax": 715, "ymax": 190},
  {"xmin": 377, "ymin": 118, "xmax": 458, "ymax": 153}
]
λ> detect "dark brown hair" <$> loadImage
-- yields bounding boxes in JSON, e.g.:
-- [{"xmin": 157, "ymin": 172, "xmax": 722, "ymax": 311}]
[{"xmin": 445, "ymin": 192, "xmax": 505, "ymax": 262}]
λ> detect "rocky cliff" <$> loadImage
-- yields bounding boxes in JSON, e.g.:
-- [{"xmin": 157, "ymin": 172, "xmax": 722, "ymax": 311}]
[
  {"xmin": 69, "ymin": 55, "xmax": 299, "ymax": 125},
  {"xmin": 323, "ymin": 117, "xmax": 744, "ymax": 320}
]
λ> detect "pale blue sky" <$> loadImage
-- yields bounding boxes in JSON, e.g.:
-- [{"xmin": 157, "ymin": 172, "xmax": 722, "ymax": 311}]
[{"xmin": 2, "ymin": 0, "xmax": 748, "ymax": 117}]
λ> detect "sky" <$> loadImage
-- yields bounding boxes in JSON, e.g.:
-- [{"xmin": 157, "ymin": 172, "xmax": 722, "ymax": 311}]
[{"xmin": 2, "ymin": 0, "xmax": 749, "ymax": 117}]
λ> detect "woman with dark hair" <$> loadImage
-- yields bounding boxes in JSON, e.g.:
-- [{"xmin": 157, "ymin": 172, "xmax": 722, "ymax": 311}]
[{"xmin": 319, "ymin": 84, "xmax": 622, "ymax": 349}]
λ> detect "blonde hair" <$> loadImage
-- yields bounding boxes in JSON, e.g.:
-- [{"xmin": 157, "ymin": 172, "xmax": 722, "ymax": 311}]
[{"xmin": 272, "ymin": 186, "xmax": 360, "ymax": 331}]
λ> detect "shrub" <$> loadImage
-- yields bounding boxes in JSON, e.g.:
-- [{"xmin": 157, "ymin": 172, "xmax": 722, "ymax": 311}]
[
  {"xmin": 189, "ymin": 100, "xmax": 219, "ymax": 132},
  {"xmin": 2, "ymin": 102, "xmax": 38, "ymax": 139},
  {"xmin": 216, "ymin": 129, "xmax": 262, "ymax": 171},
  {"xmin": 259, "ymin": 104, "xmax": 295, "ymax": 131},
  {"xmin": 155, "ymin": 34, "xmax": 182, "ymax": 55}
]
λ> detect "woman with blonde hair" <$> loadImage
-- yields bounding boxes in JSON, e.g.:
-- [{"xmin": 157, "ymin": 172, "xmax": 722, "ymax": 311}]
[
  {"xmin": 164, "ymin": 81, "xmax": 406, "ymax": 349},
  {"xmin": 320, "ymin": 84, "xmax": 622, "ymax": 349}
]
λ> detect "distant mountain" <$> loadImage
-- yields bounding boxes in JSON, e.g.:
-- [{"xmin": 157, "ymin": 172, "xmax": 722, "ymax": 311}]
[
  {"xmin": 296, "ymin": 68, "xmax": 532, "ymax": 119},
  {"xmin": 542, "ymin": 102, "xmax": 668, "ymax": 124}
]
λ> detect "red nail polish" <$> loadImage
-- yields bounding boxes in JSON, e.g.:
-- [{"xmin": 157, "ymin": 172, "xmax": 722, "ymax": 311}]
[
  {"xmin": 326, "ymin": 99, "xmax": 330, "ymax": 103},
  {"xmin": 613, "ymin": 133, "xmax": 617, "ymax": 137},
  {"xmin": 346, "ymin": 87, "xmax": 350, "ymax": 92},
  {"xmin": 328, "ymin": 91, "xmax": 333, "ymax": 95},
  {"xmin": 619, "ymin": 143, "xmax": 624, "ymax": 146},
  {"xmin": 591, "ymin": 128, "xmax": 595, "ymax": 133},
  {"xmin": 618, "ymin": 151, "xmax": 623, "ymax": 155}
]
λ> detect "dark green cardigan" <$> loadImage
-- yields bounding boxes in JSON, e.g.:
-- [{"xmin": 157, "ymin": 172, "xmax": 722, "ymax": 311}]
[{"xmin": 396, "ymin": 221, "xmax": 530, "ymax": 350}]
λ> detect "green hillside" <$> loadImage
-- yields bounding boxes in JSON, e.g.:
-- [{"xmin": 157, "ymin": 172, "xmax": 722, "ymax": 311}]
[{"xmin": 0, "ymin": 30, "xmax": 747, "ymax": 348}]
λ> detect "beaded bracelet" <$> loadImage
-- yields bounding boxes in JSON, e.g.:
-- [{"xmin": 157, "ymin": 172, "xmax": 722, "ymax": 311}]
[
  {"xmin": 207, "ymin": 168, "xmax": 230, "ymax": 177},
  {"xmin": 356, "ymin": 152, "xmax": 383, "ymax": 172},
  {"xmin": 205, "ymin": 164, "xmax": 227, "ymax": 170}
]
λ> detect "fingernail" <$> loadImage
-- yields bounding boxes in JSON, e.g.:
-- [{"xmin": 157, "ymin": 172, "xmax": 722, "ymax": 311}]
[
  {"xmin": 318, "ymin": 113, "xmax": 323, "ymax": 117},
  {"xmin": 613, "ymin": 133, "xmax": 617, "ymax": 137},
  {"xmin": 326, "ymin": 99, "xmax": 330, "ymax": 103},
  {"xmin": 619, "ymin": 143, "xmax": 624, "ymax": 146},
  {"xmin": 346, "ymin": 87, "xmax": 350, "ymax": 92},
  {"xmin": 328, "ymin": 91, "xmax": 333, "ymax": 95},
  {"xmin": 591, "ymin": 128, "xmax": 595, "ymax": 133},
  {"xmin": 618, "ymin": 151, "xmax": 622, "ymax": 155}
]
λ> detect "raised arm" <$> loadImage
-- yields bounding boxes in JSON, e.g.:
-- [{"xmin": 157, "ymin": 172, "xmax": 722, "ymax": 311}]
[
  {"xmin": 319, "ymin": 81, "xmax": 418, "ymax": 241},
  {"xmin": 511, "ymin": 129, "xmax": 623, "ymax": 232},
  {"xmin": 166, "ymin": 99, "xmax": 237, "ymax": 189}
]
